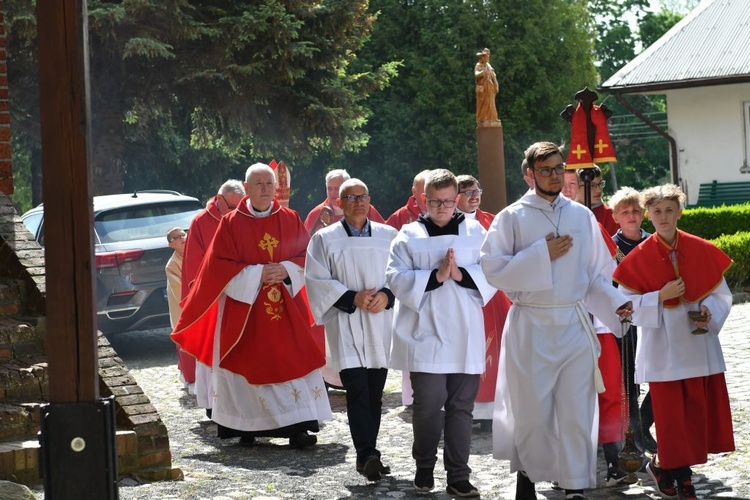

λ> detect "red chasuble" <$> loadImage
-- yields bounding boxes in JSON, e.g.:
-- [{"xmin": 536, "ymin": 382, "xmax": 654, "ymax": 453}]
[
  {"xmin": 386, "ymin": 196, "xmax": 422, "ymax": 230},
  {"xmin": 474, "ymin": 209, "xmax": 512, "ymax": 403},
  {"xmin": 171, "ymin": 198, "xmax": 325, "ymax": 385},
  {"xmin": 613, "ymin": 230, "xmax": 732, "ymax": 308},
  {"xmin": 181, "ymin": 196, "xmax": 222, "ymax": 301}
]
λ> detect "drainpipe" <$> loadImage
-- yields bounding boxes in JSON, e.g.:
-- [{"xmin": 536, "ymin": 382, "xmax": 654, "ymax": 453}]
[{"xmin": 611, "ymin": 92, "xmax": 680, "ymax": 186}]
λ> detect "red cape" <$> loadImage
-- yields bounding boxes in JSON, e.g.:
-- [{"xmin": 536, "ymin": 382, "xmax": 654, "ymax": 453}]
[
  {"xmin": 613, "ymin": 230, "xmax": 732, "ymax": 308},
  {"xmin": 304, "ymin": 200, "xmax": 384, "ymax": 234},
  {"xmin": 386, "ymin": 196, "xmax": 422, "ymax": 230},
  {"xmin": 593, "ymin": 203, "xmax": 619, "ymax": 237},
  {"xmin": 181, "ymin": 196, "xmax": 222, "ymax": 301},
  {"xmin": 171, "ymin": 198, "xmax": 325, "ymax": 384}
]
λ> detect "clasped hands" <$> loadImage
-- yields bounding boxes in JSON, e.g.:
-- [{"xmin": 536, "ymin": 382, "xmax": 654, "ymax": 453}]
[
  {"xmin": 353, "ymin": 288, "xmax": 388, "ymax": 314},
  {"xmin": 261, "ymin": 263, "xmax": 289, "ymax": 285},
  {"xmin": 436, "ymin": 248, "xmax": 463, "ymax": 283}
]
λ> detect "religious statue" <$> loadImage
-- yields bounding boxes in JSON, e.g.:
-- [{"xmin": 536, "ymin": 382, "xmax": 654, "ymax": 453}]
[{"xmin": 475, "ymin": 48, "xmax": 500, "ymax": 126}]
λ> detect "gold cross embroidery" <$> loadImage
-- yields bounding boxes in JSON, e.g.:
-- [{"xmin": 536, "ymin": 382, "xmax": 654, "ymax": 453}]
[
  {"xmin": 594, "ymin": 139, "xmax": 609, "ymax": 154},
  {"xmin": 258, "ymin": 232, "xmax": 279, "ymax": 260},
  {"xmin": 572, "ymin": 144, "xmax": 587, "ymax": 160}
]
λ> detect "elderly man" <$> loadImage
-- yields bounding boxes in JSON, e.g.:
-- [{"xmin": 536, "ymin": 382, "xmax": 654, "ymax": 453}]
[
  {"xmin": 172, "ymin": 163, "xmax": 331, "ymax": 449},
  {"xmin": 305, "ymin": 178, "xmax": 397, "ymax": 482},
  {"xmin": 179, "ymin": 179, "xmax": 245, "ymax": 406},
  {"xmin": 304, "ymin": 169, "xmax": 384, "ymax": 234}
]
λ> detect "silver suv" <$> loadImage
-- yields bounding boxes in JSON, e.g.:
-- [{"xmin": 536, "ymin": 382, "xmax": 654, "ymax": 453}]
[{"xmin": 21, "ymin": 190, "xmax": 203, "ymax": 334}]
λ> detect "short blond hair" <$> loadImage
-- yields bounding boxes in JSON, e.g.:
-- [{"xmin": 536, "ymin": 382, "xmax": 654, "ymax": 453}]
[
  {"xmin": 609, "ymin": 187, "xmax": 642, "ymax": 213},
  {"xmin": 642, "ymin": 184, "xmax": 686, "ymax": 208}
]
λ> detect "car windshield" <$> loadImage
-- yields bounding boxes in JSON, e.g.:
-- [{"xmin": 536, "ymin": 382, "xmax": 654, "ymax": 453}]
[{"xmin": 94, "ymin": 201, "xmax": 201, "ymax": 243}]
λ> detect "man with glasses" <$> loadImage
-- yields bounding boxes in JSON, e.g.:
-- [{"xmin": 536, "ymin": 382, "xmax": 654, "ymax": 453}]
[
  {"xmin": 304, "ymin": 169, "xmax": 385, "ymax": 235},
  {"xmin": 480, "ymin": 142, "xmax": 633, "ymax": 500},
  {"xmin": 455, "ymin": 175, "xmax": 512, "ymax": 430},
  {"xmin": 178, "ymin": 179, "xmax": 245, "ymax": 396},
  {"xmin": 388, "ymin": 169, "xmax": 496, "ymax": 497},
  {"xmin": 573, "ymin": 166, "xmax": 619, "ymax": 236},
  {"xmin": 305, "ymin": 179, "xmax": 397, "ymax": 482}
]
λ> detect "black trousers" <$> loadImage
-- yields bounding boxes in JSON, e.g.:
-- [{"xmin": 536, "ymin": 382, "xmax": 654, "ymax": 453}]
[{"xmin": 339, "ymin": 367, "xmax": 388, "ymax": 465}]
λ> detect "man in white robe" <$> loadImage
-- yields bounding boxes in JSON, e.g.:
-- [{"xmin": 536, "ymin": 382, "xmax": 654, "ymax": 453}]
[
  {"xmin": 306, "ymin": 178, "xmax": 397, "ymax": 482},
  {"xmin": 388, "ymin": 169, "xmax": 496, "ymax": 497},
  {"xmin": 480, "ymin": 142, "xmax": 632, "ymax": 500}
]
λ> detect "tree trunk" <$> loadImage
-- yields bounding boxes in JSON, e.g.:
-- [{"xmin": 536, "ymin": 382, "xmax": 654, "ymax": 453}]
[
  {"xmin": 31, "ymin": 145, "xmax": 43, "ymax": 206},
  {"xmin": 90, "ymin": 108, "xmax": 126, "ymax": 195}
]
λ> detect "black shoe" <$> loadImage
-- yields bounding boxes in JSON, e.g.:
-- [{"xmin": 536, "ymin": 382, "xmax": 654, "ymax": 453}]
[
  {"xmin": 642, "ymin": 431, "xmax": 658, "ymax": 454},
  {"xmin": 565, "ymin": 494, "xmax": 584, "ymax": 500},
  {"xmin": 515, "ymin": 471, "xmax": 536, "ymax": 500},
  {"xmin": 414, "ymin": 467, "xmax": 435, "ymax": 494},
  {"xmin": 238, "ymin": 436, "xmax": 255, "ymax": 447},
  {"xmin": 289, "ymin": 431, "xmax": 317, "ymax": 449},
  {"xmin": 362, "ymin": 456, "xmax": 383, "ymax": 482},
  {"xmin": 446, "ymin": 480, "xmax": 480, "ymax": 497},
  {"xmin": 605, "ymin": 462, "xmax": 628, "ymax": 487},
  {"xmin": 357, "ymin": 461, "xmax": 391, "ymax": 475}
]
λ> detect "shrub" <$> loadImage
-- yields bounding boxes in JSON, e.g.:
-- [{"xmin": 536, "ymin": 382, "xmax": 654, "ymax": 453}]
[
  {"xmin": 712, "ymin": 231, "xmax": 750, "ymax": 290},
  {"xmin": 642, "ymin": 203, "xmax": 750, "ymax": 240}
]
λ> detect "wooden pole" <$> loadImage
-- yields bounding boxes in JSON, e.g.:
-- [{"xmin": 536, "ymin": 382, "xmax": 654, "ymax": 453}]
[{"xmin": 37, "ymin": 0, "xmax": 98, "ymax": 403}]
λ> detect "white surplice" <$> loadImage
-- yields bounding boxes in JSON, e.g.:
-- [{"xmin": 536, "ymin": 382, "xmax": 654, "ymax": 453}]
[
  {"xmin": 620, "ymin": 279, "xmax": 731, "ymax": 384},
  {"xmin": 305, "ymin": 221, "xmax": 397, "ymax": 372},
  {"xmin": 387, "ymin": 218, "xmax": 496, "ymax": 374},
  {"xmin": 480, "ymin": 192, "xmax": 629, "ymax": 490}
]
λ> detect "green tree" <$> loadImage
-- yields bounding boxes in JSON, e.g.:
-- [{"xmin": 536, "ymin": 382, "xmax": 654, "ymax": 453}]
[
  {"xmin": 296, "ymin": 0, "xmax": 598, "ymax": 218},
  {"xmin": 6, "ymin": 0, "xmax": 397, "ymax": 203}
]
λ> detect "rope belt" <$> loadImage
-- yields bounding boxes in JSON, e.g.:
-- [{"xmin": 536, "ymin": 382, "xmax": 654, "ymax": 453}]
[{"xmin": 514, "ymin": 300, "xmax": 605, "ymax": 394}]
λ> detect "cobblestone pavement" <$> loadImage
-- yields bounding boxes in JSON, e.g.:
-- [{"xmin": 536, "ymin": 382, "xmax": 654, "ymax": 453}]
[{"xmin": 37, "ymin": 302, "xmax": 750, "ymax": 499}]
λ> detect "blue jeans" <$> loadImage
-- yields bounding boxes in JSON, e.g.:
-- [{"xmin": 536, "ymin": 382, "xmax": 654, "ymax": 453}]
[{"xmin": 339, "ymin": 367, "xmax": 388, "ymax": 465}]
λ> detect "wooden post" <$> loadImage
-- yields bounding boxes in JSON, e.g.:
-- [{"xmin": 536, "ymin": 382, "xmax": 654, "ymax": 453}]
[
  {"xmin": 477, "ymin": 124, "xmax": 507, "ymax": 214},
  {"xmin": 37, "ymin": 1, "xmax": 118, "ymax": 497}
]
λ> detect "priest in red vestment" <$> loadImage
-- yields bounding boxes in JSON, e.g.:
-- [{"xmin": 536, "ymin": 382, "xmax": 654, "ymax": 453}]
[
  {"xmin": 172, "ymin": 163, "xmax": 331, "ymax": 448},
  {"xmin": 304, "ymin": 169, "xmax": 384, "ymax": 234},
  {"xmin": 177, "ymin": 179, "xmax": 245, "ymax": 390},
  {"xmin": 455, "ymin": 175, "xmax": 511, "ymax": 427},
  {"xmin": 386, "ymin": 169, "xmax": 431, "ymax": 230}
]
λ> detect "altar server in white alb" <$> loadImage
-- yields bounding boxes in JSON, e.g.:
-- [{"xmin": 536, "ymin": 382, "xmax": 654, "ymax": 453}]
[
  {"xmin": 479, "ymin": 142, "xmax": 633, "ymax": 500},
  {"xmin": 305, "ymin": 178, "xmax": 397, "ymax": 483},
  {"xmin": 387, "ymin": 168, "xmax": 496, "ymax": 498}
]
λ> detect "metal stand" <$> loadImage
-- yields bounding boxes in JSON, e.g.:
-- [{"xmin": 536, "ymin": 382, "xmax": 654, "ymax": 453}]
[
  {"xmin": 618, "ymin": 317, "xmax": 643, "ymax": 483},
  {"xmin": 39, "ymin": 396, "xmax": 119, "ymax": 499}
]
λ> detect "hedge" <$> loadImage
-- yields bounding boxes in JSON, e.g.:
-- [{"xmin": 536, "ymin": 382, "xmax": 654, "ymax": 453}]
[
  {"xmin": 712, "ymin": 231, "xmax": 750, "ymax": 290},
  {"xmin": 642, "ymin": 202, "xmax": 750, "ymax": 240}
]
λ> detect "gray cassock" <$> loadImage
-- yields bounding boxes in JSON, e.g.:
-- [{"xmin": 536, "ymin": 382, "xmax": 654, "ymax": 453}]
[
  {"xmin": 305, "ymin": 221, "xmax": 398, "ymax": 372},
  {"xmin": 387, "ymin": 218, "xmax": 496, "ymax": 374},
  {"xmin": 480, "ymin": 192, "xmax": 628, "ymax": 490}
]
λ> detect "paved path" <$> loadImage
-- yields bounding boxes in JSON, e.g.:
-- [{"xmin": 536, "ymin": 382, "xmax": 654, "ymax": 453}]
[{"xmin": 40, "ymin": 302, "xmax": 750, "ymax": 499}]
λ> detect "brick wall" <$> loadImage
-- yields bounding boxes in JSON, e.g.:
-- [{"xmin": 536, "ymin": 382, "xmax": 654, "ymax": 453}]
[{"xmin": 0, "ymin": 3, "xmax": 12, "ymax": 196}]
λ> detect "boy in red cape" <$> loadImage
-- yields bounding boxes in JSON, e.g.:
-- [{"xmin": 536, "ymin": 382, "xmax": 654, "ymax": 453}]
[
  {"xmin": 172, "ymin": 163, "xmax": 331, "ymax": 449},
  {"xmin": 613, "ymin": 184, "xmax": 734, "ymax": 500}
]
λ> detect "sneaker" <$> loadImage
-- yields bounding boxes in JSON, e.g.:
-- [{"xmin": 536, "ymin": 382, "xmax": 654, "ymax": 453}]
[
  {"xmin": 677, "ymin": 481, "xmax": 697, "ymax": 500},
  {"xmin": 288, "ymin": 431, "xmax": 317, "ymax": 449},
  {"xmin": 446, "ymin": 480, "xmax": 480, "ymax": 498},
  {"xmin": 414, "ymin": 467, "xmax": 435, "ymax": 494},
  {"xmin": 515, "ymin": 471, "xmax": 537, "ymax": 500},
  {"xmin": 362, "ymin": 456, "xmax": 383, "ymax": 482},
  {"xmin": 646, "ymin": 457, "xmax": 677, "ymax": 499},
  {"xmin": 356, "ymin": 461, "xmax": 391, "ymax": 475},
  {"xmin": 605, "ymin": 463, "xmax": 628, "ymax": 487}
]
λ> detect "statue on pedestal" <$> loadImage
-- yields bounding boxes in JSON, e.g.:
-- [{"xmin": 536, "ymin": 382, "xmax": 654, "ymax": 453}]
[{"xmin": 475, "ymin": 48, "xmax": 500, "ymax": 127}]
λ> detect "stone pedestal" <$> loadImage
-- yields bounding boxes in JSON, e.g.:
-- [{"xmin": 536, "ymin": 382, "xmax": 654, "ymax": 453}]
[{"xmin": 477, "ymin": 123, "xmax": 506, "ymax": 214}]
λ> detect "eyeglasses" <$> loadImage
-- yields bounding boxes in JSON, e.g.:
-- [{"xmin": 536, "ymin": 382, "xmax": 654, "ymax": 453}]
[
  {"xmin": 426, "ymin": 198, "xmax": 457, "ymax": 208},
  {"xmin": 459, "ymin": 189, "xmax": 483, "ymax": 198},
  {"xmin": 169, "ymin": 233, "xmax": 187, "ymax": 242},
  {"xmin": 342, "ymin": 194, "xmax": 371, "ymax": 204},
  {"xmin": 578, "ymin": 180, "xmax": 606, "ymax": 189},
  {"xmin": 532, "ymin": 165, "xmax": 566, "ymax": 177},
  {"xmin": 220, "ymin": 194, "xmax": 237, "ymax": 210}
]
